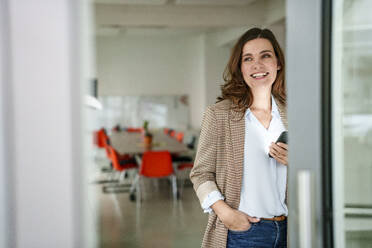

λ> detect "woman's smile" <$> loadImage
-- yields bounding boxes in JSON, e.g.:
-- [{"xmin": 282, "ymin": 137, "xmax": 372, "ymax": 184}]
[{"xmin": 251, "ymin": 72, "xmax": 269, "ymax": 79}]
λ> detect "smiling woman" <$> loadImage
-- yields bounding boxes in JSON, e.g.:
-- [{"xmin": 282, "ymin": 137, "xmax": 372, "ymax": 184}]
[
  {"xmin": 190, "ymin": 28, "xmax": 288, "ymax": 248},
  {"xmin": 218, "ymin": 28, "xmax": 286, "ymax": 116}
]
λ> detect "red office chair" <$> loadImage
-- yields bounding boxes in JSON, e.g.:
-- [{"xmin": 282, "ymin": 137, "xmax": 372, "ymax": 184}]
[
  {"xmin": 111, "ymin": 124, "xmax": 121, "ymax": 132},
  {"xmin": 126, "ymin": 127, "xmax": 143, "ymax": 133},
  {"xmin": 130, "ymin": 151, "xmax": 177, "ymax": 203},
  {"xmin": 102, "ymin": 136, "xmax": 111, "ymax": 159},
  {"xmin": 95, "ymin": 128, "xmax": 112, "ymax": 170},
  {"xmin": 108, "ymin": 146, "xmax": 137, "ymax": 171},
  {"xmin": 92, "ymin": 129, "xmax": 115, "ymax": 183},
  {"xmin": 175, "ymin": 132, "xmax": 184, "ymax": 143},
  {"xmin": 169, "ymin": 130, "xmax": 176, "ymax": 137},
  {"xmin": 163, "ymin": 128, "xmax": 170, "ymax": 135},
  {"xmin": 99, "ymin": 133, "xmax": 136, "ymax": 182},
  {"xmin": 95, "ymin": 128, "xmax": 108, "ymax": 148},
  {"xmin": 102, "ymin": 137, "xmax": 131, "ymax": 162},
  {"xmin": 171, "ymin": 131, "xmax": 192, "ymax": 162},
  {"xmin": 102, "ymin": 145, "xmax": 138, "ymax": 194}
]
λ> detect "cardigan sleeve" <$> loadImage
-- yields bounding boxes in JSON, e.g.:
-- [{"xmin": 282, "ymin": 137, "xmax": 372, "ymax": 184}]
[{"xmin": 190, "ymin": 105, "xmax": 221, "ymax": 205}]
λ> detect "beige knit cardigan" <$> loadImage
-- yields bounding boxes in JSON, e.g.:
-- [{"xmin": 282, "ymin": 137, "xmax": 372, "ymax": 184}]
[{"xmin": 190, "ymin": 98, "xmax": 288, "ymax": 248}]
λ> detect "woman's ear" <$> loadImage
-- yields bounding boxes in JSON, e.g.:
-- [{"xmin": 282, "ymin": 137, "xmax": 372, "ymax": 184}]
[{"xmin": 277, "ymin": 65, "xmax": 281, "ymax": 70}]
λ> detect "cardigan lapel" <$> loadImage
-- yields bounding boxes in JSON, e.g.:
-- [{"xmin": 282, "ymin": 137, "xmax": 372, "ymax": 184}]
[
  {"xmin": 228, "ymin": 109, "xmax": 245, "ymax": 209},
  {"xmin": 273, "ymin": 98, "xmax": 289, "ymax": 207},
  {"xmin": 275, "ymin": 98, "xmax": 288, "ymax": 130}
]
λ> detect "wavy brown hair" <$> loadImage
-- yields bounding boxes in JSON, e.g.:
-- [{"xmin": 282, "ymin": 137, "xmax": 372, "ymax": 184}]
[{"xmin": 217, "ymin": 27, "xmax": 286, "ymax": 114}]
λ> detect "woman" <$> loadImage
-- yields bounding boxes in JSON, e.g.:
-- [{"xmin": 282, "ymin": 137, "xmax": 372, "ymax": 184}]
[{"xmin": 190, "ymin": 27, "xmax": 289, "ymax": 248}]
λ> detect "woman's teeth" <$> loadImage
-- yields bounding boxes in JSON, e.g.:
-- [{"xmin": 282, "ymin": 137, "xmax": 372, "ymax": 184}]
[{"xmin": 251, "ymin": 72, "xmax": 269, "ymax": 78}]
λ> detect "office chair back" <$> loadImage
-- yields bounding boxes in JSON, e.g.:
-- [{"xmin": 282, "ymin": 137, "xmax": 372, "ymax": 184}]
[
  {"xmin": 175, "ymin": 132, "xmax": 184, "ymax": 143},
  {"xmin": 169, "ymin": 130, "xmax": 176, "ymax": 137},
  {"xmin": 96, "ymin": 128, "xmax": 108, "ymax": 148},
  {"xmin": 107, "ymin": 145, "xmax": 137, "ymax": 171},
  {"xmin": 126, "ymin": 127, "xmax": 143, "ymax": 133},
  {"xmin": 140, "ymin": 151, "xmax": 174, "ymax": 178}
]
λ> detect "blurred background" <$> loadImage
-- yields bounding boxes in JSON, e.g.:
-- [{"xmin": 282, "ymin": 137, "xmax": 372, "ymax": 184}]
[
  {"xmin": 90, "ymin": 1, "xmax": 285, "ymax": 247},
  {"xmin": 0, "ymin": 0, "xmax": 371, "ymax": 247}
]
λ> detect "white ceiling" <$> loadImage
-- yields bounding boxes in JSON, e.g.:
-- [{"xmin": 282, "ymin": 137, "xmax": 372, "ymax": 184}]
[
  {"xmin": 95, "ymin": 0, "xmax": 256, "ymax": 6},
  {"xmin": 174, "ymin": 0, "xmax": 256, "ymax": 5},
  {"xmin": 94, "ymin": 0, "xmax": 285, "ymax": 38},
  {"xmin": 95, "ymin": 0, "xmax": 168, "ymax": 5}
]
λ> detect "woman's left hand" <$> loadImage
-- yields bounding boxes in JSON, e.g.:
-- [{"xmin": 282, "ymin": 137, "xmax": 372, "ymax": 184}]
[{"xmin": 269, "ymin": 142, "xmax": 288, "ymax": 165}]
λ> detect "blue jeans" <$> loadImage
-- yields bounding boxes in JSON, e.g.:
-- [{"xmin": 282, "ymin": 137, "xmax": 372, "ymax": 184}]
[{"xmin": 227, "ymin": 219, "xmax": 287, "ymax": 248}]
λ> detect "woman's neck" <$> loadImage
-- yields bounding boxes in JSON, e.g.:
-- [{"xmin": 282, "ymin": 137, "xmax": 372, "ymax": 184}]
[{"xmin": 250, "ymin": 89, "xmax": 272, "ymax": 112}]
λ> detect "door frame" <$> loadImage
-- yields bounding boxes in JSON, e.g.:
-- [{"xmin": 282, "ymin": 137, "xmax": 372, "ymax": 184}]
[
  {"xmin": 286, "ymin": 0, "xmax": 333, "ymax": 246},
  {"xmin": 0, "ymin": 0, "xmax": 13, "ymax": 247}
]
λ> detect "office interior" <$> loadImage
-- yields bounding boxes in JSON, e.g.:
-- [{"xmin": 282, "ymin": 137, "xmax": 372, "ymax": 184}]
[{"xmin": 0, "ymin": 0, "xmax": 371, "ymax": 247}]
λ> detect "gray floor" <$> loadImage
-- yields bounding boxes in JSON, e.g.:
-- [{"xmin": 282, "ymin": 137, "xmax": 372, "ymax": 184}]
[{"xmin": 97, "ymin": 178, "xmax": 208, "ymax": 248}]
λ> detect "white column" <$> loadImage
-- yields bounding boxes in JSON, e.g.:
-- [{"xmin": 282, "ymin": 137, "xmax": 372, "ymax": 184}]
[{"xmin": 6, "ymin": 0, "xmax": 84, "ymax": 247}]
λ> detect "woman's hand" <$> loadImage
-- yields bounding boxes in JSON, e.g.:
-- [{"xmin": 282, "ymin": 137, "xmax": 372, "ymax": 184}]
[
  {"xmin": 211, "ymin": 200, "xmax": 260, "ymax": 231},
  {"xmin": 221, "ymin": 209, "xmax": 260, "ymax": 231},
  {"xmin": 269, "ymin": 142, "xmax": 288, "ymax": 165}
]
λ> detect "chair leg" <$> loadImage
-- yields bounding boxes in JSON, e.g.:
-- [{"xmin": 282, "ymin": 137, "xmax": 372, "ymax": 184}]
[
  {"xmin": 171, "ymin": 175, "xmax": 177, "ymax": 200},
  {"xmin": 130, "ymin": 174, "xmax": 138, "ymax": 191},
  {"xmin": 128, "ymin": 174, "xmax": 138, "ymax": 201},
  {"xmin": 179, "ymin": 178, "xmax": 185, "ymax": 198},
  {"xmin": 136, "ymin": 176, "xmax": 142, "ymax": 207},
  {"xmin": 119, "ymin": 171, "xmax": 125, "ymax": 182}
]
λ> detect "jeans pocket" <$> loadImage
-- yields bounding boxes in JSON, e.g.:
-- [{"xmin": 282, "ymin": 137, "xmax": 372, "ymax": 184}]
[{"xmin": 228, "ymin": 223, "xmax": 256, "ymax": 234}]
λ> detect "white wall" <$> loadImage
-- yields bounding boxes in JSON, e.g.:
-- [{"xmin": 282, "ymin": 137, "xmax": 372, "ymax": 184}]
[
  {"xmin": 96, "ymin": 33, "xmax": 209, "ymax": 128},
  {"xmin": 189, "ymin": 35, "xmax": 206, "ymax": 129},
  {"xmin": 204, "ymin": 33, "xmax": 231, "ymax": 106},
  {"xmin": 97, "ymin": 34, "xmax": 201, "ymax": 96},
  {"xmin": 267, "ymin": 19, "xmax": 286, "ymax": 53}
]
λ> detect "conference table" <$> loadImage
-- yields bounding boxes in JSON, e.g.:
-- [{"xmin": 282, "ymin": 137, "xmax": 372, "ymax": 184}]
[
  {"xmin": 106, "ymin": 130, "xmax": 191, "ymax": 198},
  {"xmin": 110, "ymin": 130, "xmax": 190, "ymax": 155}
]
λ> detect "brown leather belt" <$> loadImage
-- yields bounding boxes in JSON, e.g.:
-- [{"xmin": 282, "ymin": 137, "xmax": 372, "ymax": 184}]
[{"xmin": 261, "ymin": 215, "xmax": 287, "ymax": 221}]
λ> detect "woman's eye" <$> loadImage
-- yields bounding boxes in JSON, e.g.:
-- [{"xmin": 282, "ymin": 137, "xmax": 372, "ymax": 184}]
[
  {"xmin": 243, "ymin": 57, "xmax": 252, "ymax": 62},
  {"xmin": 262, "ymin": 54, "xmax": 271, "ymax": 58}
]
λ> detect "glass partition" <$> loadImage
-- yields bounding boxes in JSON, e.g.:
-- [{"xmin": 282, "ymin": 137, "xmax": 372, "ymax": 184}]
[{"xmin": 332, "ymin": 0, "xmax": 372, "ymax": 247}]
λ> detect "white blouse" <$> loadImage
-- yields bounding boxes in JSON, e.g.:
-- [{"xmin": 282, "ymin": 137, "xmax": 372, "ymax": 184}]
[{"xmin": 201, "ymin": 95, "xmax": 288, "ymax": 218}]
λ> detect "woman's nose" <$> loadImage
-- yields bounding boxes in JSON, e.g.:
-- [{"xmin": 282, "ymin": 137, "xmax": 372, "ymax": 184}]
[{"xmin": 252, "ymin": 60, "xmax": 264, "ymax": 70}]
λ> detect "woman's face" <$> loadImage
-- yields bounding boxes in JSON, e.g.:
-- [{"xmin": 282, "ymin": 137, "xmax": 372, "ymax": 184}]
[{"xmin": 240, "ymin": 38, "xmax": 280, "ymax": 90}]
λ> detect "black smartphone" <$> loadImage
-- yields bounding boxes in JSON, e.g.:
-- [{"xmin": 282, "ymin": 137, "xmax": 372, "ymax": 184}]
[{"xmin": 269, "ymin": 131, "xmax": 288, "ymax": 158}]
